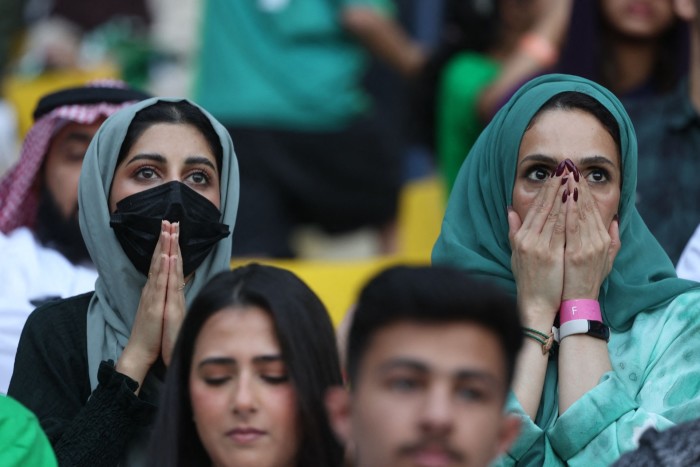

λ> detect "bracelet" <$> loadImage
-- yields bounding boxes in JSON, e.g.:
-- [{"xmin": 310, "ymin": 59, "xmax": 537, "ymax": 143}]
[
  {"xmin": 517, "ymin": 33, "xmax": 558, "ymax": 68},
  {"xmin": 554, "ymin": 319, "xmax": 610, "ymax": 342},
  {"xmin": 559, "ymin": 299, "xmax": 602, "ymax": 324},
  {"xmin": 522, "ymin": 327, "xmax": 555, "ymax": 355}
]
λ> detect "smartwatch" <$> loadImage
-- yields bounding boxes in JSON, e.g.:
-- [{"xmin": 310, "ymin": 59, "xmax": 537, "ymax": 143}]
[{"xmin": 553, "ymin": 319, "xmax": 610, "ymax": 343}]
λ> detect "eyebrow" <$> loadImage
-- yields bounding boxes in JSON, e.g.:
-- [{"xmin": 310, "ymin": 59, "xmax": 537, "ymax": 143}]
[
  {"xmin": 125, "ymin": 153, "xmax": 217, "ymax": 171},
  {"xmin": 519, "ymin": 154, "xmax": 617, "ymax": 168},
  {"xmin": 518, "ymin": 154, "xmax": 557, "ymax": 167},
  {"xmin": 379, "ymin": 358, "xmax": 502, "ymax": 385},
  {"xmin": 197, "ymin": 354, "xmax": 283, "ymax": 369}
]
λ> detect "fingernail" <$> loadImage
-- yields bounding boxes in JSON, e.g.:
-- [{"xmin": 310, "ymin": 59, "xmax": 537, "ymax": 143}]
[
  {"xmin": 562, "ymin": 188, "xmax": 569, "ymax": 203},
  {"xmin": 573, "ymin": 187, "xmax": 578, "ymax": 202},
  {"xmin": 613, "ymin": 213, "xmax": 619, "ymax": 222},
  {"xmin": 561, "ymin": 176, "xmax": 568, "ymax": 185},
  {"xmin": 555, "ymin": 161, "xmax": 566, "ymax": 177},
  {"xmin": 564, "ymin": 159, "xmax": 576, "ymax": 173},
  {"xmin": 573, "ymin": 168, "xmax": 580, "ymax": 182}
]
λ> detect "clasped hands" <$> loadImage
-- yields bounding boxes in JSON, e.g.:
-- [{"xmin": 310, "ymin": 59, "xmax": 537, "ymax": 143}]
[
  {"xmin": 120, "ymin": 221, "xmax": 185, "ymax": 385},
  {"xmin": 508, "ymin": 159, "xmax": 620, "ymax": 328}
]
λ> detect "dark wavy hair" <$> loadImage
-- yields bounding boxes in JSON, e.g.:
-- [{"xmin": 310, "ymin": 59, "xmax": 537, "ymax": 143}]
[{"xmin": 148, "ymin": 263, "xmax": 344, "ymax": 466}]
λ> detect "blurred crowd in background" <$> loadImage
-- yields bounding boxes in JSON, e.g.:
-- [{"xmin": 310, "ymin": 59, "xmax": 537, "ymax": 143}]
[{"xmin": 1, "ymin": 0, "xmax": 698, "ymax": 263}]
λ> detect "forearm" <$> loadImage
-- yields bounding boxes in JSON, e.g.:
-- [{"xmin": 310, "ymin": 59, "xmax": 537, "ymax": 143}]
[
  {"xmin": 513, "ymin": 311, "xmax": 554, "ymax": 420},
  {"xmin": 557, "ymin": 334, "xmax": 611, "ymax": 414},
  {"xmin": 477, "ymin": 0, "xmax": 573, "ymax": 120},
  {"xmin": 342, "ymin": 6, "xmax": 425, "ymax": 77}
]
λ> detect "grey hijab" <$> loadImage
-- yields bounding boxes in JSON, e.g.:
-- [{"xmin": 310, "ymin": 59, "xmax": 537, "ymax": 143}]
[{"xmin": 78, "ymin": 96, "xmax": 239, "ymax": 390}]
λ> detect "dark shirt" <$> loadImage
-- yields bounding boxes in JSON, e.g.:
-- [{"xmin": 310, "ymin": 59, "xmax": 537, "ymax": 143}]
[
  {"xmin": 7, "ymin": 292, "xmax": 156, "ymax": 467},
  {"xmin": 623, "ymin": 77, "xmax": 700, "ymax": 263}
]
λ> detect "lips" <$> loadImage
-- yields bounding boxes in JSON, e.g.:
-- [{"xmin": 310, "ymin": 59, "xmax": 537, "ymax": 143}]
[
  {"xmin": 226, "ymin": 427, "xmax": 266, "ymax": 444},
  {"xmin": 412, "ymin": 448, "xmax": 454, "ymax": 467}
]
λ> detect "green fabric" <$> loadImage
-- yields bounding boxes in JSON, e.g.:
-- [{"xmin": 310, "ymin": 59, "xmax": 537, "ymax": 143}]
[
  {"xmin": 436, "ymin": 52, "xmax": 500, "ymax": 193},
  {"xmin": 432, "ymin": 73, "xmax": 698, "ymax": 332},
  {"xmin": 0, "ymin": 396, "xmax": 57, "ymax": 466},
  {"xmin": 194, "ymin": 0, "xmax": 391, "ymax": 131},
  {"xmin": 433, "ymin": 74, "xmax": 700, "ymax": 465},
  {"xmin": 79, "ymin": 97, "xmax": 239, "ymax": 390},
  {"xmin": 495, "ymin": 289, "xmax": 700, "ymax": 465}
]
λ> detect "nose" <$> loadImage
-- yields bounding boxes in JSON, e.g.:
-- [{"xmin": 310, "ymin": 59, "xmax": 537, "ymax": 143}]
[
  {"xmin": 163, "ymin": 183, "xmax": 184, "ymax": 222},
  {"xmin": 419, "ymin": 384, "xmax": 454, "ymax": 435},
  {"xmin": 231, "ymin": 373, "xmax": 258, "ymax": 416}
]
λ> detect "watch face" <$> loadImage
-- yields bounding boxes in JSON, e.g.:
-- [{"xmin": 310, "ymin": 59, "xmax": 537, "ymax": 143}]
[{"xmin": 588, "ymin": 320, "xmax": 610, "ymax": 341}]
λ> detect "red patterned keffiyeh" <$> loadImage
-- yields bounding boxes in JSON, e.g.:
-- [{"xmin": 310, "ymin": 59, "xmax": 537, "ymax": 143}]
[{"xmin": 0, "ymin": 81, "xmax": 148, "ymax": 233}]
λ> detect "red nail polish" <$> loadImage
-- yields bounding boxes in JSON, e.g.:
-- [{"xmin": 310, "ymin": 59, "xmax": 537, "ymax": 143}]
[
  {"xmin": 555, "ymin": 161, "xmax": 566, "ymax": 177},
  {"xmin": 562, "ymin": 188, "xmax": 569, "ymax": 203},
  {"xmin": 573, "ymin": 187, "xmax": 579, "ymax": 202},
  {"xmin": 561, "ymin": 176, "xmax": 568, "ymax": 185},
  {"xmin": 573, "ymin": 168, "xmax": 580, "ymax": 182},
  {"xmin": 564, "ymin": 159, "xmax": 576, "ymax": 173}
]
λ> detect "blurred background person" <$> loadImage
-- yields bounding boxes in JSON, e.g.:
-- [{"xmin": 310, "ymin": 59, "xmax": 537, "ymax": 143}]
[
  {"xmin": 0, "ymin": 81, "xmax": 149, "ymax": 394},
  {"xmin": 194, "ymin": 0, "xmax": 426, "ymax": 258},
  {"xmin": 326, "ymin": 265, "xmax": 522, "ymax": 467},
  {"xmin": 415, "ymin": 0, "xmax": 570, "ymax": 193}
]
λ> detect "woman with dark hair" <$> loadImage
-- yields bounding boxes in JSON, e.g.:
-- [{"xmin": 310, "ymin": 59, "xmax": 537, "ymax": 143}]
[
  {"xmin": 433, "ymin": 74, "xmax": 700, "ymax": 465},
  {"xmin": 149, "ymin": 263, "xmax": 343, "ymax": 467},
  {"xmin": 8, "ymin": 98, "xmax": 239, "ymax": 466}
]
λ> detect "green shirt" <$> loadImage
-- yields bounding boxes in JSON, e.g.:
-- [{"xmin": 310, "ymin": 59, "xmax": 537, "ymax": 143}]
[
  {"xmin": 194, "ymin": 0, "xmax": 391, "ymax": 131},
  {"xmin": 0, "ymin": 396, "xmax": 57, "ymax": 467},
  {"xmin": 437, "ymin": 53, "xmax": 500, "ymax": 193}
]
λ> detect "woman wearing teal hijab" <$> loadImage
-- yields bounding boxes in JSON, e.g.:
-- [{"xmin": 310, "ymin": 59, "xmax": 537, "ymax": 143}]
[
  {"xmin": 8, "ymin": 97, "xmax": 239, "ymax": 466},
  {"xmin": 433, "ymin": 74, "xmax": 700, "ymax": 466}
]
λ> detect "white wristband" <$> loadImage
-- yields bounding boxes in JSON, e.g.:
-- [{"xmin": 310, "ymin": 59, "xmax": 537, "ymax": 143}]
[{"xmin": 554, "ymin": 319, "xmax": 610, "ymax": 343}]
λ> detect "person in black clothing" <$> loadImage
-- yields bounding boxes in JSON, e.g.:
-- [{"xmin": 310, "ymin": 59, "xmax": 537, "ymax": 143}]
[{"xmin": 8, "ymin": 98, "xmax": 239, "ymax": 466}]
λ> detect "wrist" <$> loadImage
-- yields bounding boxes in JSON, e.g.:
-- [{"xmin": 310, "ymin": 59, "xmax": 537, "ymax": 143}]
[
  {"xmin": 519, "ymin": 303, "xmax": 557, "ymax": 330},
  {"xmin": 559, "ymin": 299, "xmax": 602, "ymax": 324},
  {"xmin": 116, "ymin": 347, "xmax": 152, "ymax": 390}
]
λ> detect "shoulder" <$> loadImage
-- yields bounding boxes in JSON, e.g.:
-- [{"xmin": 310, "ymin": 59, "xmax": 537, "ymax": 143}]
[{"xmin": 23, "ymin": 293, "xmax": 93, "ymax": 341}]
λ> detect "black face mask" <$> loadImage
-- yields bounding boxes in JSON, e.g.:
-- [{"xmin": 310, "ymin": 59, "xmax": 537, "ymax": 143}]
[{"xmin": 110, "ymin": 181, "xmax": 230, "ymax": 277}]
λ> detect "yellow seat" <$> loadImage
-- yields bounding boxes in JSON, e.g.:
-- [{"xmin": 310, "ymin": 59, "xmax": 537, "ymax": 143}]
[
  {"xmin": 3, "ymin": 64, "xmax": 119, "ymax": 138},
  {"xmin": 232, "ymin": 175, "xmax": 447, "ymax": 326}
]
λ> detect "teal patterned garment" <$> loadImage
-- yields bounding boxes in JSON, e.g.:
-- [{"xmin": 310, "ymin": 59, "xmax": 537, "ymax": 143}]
[
  {"xmin": 432, "ymin": 74, "xmax": 700, "ymax": 466},
  {"xmin": 497, "ymin": 290, "xmax": 700, "ymax": 465}
]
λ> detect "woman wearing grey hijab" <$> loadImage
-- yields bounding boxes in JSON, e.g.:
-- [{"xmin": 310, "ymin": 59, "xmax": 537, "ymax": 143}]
[{"xmin": 8, "ymin": 97, "xmax": 239, "ymax": 466}]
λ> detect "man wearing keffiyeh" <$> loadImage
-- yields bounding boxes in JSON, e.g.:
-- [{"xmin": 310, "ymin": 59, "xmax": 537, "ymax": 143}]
[{"xmin": 0, "ymin": 81, "xmax": 149, "ymax": 393}]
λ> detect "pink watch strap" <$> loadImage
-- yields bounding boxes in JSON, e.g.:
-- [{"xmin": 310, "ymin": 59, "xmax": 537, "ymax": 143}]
[{"xmin": 559, "ymin": 299, "xmax": 602, "ymax": 324}]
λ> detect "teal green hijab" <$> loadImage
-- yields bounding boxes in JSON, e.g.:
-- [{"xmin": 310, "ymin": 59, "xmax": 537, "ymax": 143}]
[
  {"xmin": 79, "ymin": 97, "xmax": 239, "ymax": 389},
  {"xmin": 432, "ymin": 74, "xmax": 698, "ymax": 331}
]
